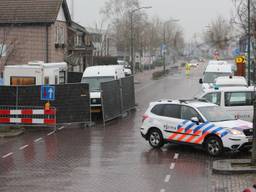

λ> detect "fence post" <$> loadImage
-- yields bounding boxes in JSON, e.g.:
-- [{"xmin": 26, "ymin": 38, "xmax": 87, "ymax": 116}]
[{"xmin": 120, "ymin": 79, "xmax": 124, "ymax": 115}]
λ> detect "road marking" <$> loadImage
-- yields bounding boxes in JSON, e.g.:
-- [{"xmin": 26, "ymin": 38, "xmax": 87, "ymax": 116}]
[
  {"xmin": 136, "ymin": 81, "xmax": 156, "ymax": 93},
  {"xmin": 2, "ymin": 152, "xmax": 13, "ymax": 159},
  {"xmin": 174, "ymin": 153, "xmax": 179, "ymax": 160},
  {"xmin": 164, "ymin": 175, "xmax": 171, "ymax": 183},
  {"xmin": 58, "ymin": 126, "xmax": 65, "ymax": 130},
  {"xmin": 47, "ymin": 131, "xmax": 55, "ymax": 136},
  {"xmin": 34, "ymin": 137, "xmax": 42, "ymax": 143},
  {"xmin": 160, "ymin": 189, "xmax": 166, "ymax": 192},
  {"xmin": 19, "ymin": 145, "xmax": 29, "ymax": 150},
  {"xmin": 170, "ymin": 163, "xmax": 175, "ymax": 170}
]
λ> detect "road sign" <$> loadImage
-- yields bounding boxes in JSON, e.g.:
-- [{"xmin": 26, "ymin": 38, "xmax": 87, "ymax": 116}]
[
  {"xmin": 41, "ymin": 86, "xmax": 55, "ymax": 101},
  {"xmin": 232, "ymin": 48, "xmax": 241, "ymax": 57},
  {"xmin": 235, "ymin": 56, "xmax": 246, "ymax": 64}
]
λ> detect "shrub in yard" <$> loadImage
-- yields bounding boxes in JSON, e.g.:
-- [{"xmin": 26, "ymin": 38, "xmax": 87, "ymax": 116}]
[{"xmin": 152, "ymin": 70, "xmax": 169, "ymax": 80}]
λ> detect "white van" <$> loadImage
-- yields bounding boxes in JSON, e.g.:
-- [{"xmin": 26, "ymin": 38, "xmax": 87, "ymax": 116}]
[
  {"xmin": 199, "ymin": 64, "xmax": 233, "ymax": 90},
  {"xmin": 4, "ymin": 61, "xmax": 67, "ymax": 85},
  {"xmin": 214, "ymin": 76, "xmax": 247, "ymax": 87},
  {"xmin": 81, "ymin": 65, "xmax": 125, "ymax": 113},
  {"xmin": 199, "ymin": 86, "xmax": 254, "ymax": 122}
]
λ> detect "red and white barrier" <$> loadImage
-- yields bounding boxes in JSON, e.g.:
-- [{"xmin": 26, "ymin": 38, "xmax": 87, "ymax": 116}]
[{"xmin": 0, "ymin": 108, "xmax": 56, "ymax": 125}]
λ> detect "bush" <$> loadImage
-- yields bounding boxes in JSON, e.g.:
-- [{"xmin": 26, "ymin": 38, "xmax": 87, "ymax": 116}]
[{"xmin": 152, "ymin": 69, "xmax": 169, "ymax": 80}]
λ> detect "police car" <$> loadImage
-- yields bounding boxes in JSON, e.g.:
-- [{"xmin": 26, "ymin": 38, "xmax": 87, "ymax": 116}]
[
  {"xmin": 141, "ymin": 99, "xmax": 253, "ymax": 156},
  {"xmin": 199, "ymin": 86, "xmax": 254, "ymax": 122}
]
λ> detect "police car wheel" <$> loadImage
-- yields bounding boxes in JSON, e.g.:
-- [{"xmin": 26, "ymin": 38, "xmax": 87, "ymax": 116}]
[
  {"xmin": 205, "ymin": 136, "xmax": 223, "ymax": 156},
  {"xmin": 148, "ymin": 129, "xmax": 164, "ymax": 148}
]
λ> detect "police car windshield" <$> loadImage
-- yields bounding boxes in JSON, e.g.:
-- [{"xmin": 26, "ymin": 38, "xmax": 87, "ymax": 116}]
[
  {"xmin": 81, "ymin": 76, "xmax": 115, "ymax": 90},
  {"xmin": 203, "ymin": 72, "xmax": 231, "ymax": 83},
  {"xmin": 198, "ymin": 106, "xmax": 235, "ymax": 122}
]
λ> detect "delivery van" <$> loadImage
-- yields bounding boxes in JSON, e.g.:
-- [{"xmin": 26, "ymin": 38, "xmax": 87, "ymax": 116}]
[
  {"xmin": 4, "ymin": 61, "xmax": 67, "ymax": 86},
  {"xmin": 81, "ymin": 65, "xmax": 125, "ymax": 113},
  {"xmin": 199, "ymin": 64, "xmax": 233, "ymax": 91}
]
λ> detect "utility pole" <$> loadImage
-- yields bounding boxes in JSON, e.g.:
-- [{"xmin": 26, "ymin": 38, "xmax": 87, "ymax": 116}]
[
  {"xmin": 248, "ymin": 0, "xmax": 251, "ymax": 86},
  {"xmin": 249, "ymin": 0, "xmax": 256, "ymax": 165},
  {"xmin": 163, "ymin": 26, "xmax": 166, "ymax": 73}
]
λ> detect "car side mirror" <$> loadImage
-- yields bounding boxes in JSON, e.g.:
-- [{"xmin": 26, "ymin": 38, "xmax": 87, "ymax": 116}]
[
  {"xmin": 191, "ymin": 117, "xmax": 200, "ymax": 125},
  {"xmin": 199, "ymin": 78, "xmax": 203, "ymax": 84}
]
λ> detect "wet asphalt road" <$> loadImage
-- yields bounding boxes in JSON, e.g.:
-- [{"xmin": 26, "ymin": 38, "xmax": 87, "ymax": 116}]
[{"xmin": 0, "ymin": 64, "xmax": 255, "ymax": 192}]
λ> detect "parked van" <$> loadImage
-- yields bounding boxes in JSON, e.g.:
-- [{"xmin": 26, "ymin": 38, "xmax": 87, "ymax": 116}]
[
  {"xmin": 214, "ymin": 76, "xmax": 247, "ymax": 87},
  {"xmin": 4, "ymin": 61, "xmax": 67, "ymax": 86},
  {"xmin": 199, "ymin": 64, "xmax": 233, "ymax": 90},
  {"xmin": 81, "ymin": 65, "xmax": 125, "ymax": 113},
  {"xmin": 199, "ymin": 86, "xmax": 254, "ymax": 122}
]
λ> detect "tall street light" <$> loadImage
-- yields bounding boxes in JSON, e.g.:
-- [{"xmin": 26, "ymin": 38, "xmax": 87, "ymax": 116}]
[
  {"xmin": 163, "ymin": 19, "xmax": 179, "ymax": 73},
  {"xmin": 130, "ymin": 6, "xmax": 152, "ymax": 74}
]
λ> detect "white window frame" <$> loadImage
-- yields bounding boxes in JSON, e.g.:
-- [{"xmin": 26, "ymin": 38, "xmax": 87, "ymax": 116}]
[{"xmin": 0, "ymin": 43, "xmax": 7, "ymax": 57}]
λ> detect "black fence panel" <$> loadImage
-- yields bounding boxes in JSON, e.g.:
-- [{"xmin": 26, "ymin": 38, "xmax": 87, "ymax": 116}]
[
  {"xmin": 121, "ymin": 76, "xmax": 135, "ymax": 112},
  {"xmin": 0, "ymin": 84, "xmax": 90, "ymax": 124},
  {"xmin": 101, "ymin": 80, "xmax": 122, "ymax": 122},
  {"xmin": 0, "ymin": 86, "xmax": 17, "ymax": 105},
  {"xmin": 67, "ymin": 72, "xmax": 83, "ymax": 83}
]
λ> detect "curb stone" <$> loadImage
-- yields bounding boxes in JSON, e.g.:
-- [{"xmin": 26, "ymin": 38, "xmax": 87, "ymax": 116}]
[
  {"xmin": 0, "ymin": 129, "xmax": 25, "ymax": 138},
  {"xmin": 213, "ymin": 159, "xmax": 256, "ymax": 174}
]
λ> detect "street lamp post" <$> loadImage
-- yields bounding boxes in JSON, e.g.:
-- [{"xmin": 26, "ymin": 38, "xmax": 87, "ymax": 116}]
[
  {"xmin": 130, "ymin": 6, "xmax": 152, "ymax": 74},
  {"xmin": 163, "ymin": 19, "xmax": 179, "ymax": 73}
]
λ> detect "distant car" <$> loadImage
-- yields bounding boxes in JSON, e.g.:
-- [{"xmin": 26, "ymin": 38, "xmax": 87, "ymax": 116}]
[
  {"xmin": 141, "ymin": 99, "xmax": 252, "ymax": 156},
  {"xmin": 199, "ymin": 86, "xmax": 254, "ymax": 122},
  {"xmin": 190, "ymin": 60, "xmax": 199, "ymax": 67},
  {"xmin": 214, "ymin": 76, "xmax": 247, "ymax": 87},
  {"xmin": 117, "ymin": 60, "xmax": 132, "ymax": 76}
]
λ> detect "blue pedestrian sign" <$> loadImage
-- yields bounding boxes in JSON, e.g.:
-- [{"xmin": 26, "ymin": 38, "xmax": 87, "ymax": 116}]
[{"xmin": 41, "ymin": 86, "xmax": 55, "ymax": 101}]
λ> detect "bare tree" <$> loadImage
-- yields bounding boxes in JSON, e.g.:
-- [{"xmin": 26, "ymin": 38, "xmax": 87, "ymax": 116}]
[{"xmin": 203, "ymin": 16, "xmax": 232, "ymax": 51}]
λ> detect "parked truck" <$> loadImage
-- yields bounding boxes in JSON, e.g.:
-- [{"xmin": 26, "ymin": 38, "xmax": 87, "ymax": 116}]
[{"xmin": 4, "ymin": 61, "xmax": 67, "ymax": 86}]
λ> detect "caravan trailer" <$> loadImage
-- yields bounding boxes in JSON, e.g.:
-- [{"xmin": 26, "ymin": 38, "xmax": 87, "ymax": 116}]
[{"xmin": 4, "ymin": 61, "xmax": 67, "ymax": 86}]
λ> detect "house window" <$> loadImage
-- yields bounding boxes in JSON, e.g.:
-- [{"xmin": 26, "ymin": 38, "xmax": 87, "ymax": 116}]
[
  {"xmin": 74, "ymin": 34, "xmax": 82, "ymax": 47},
  {"xmin": 55, "ymin": 26, "xmax": 59, "ymax": 44},
  {"xmin": 0, "ymin": 44, "xmax": 7, "ymax": 57},
  {"xmin": 60, "ymin": 26, "xmax": 65, "ymax": 44},
  {"xmin": 55, "ymin": 26, "xmax": 65, "ymax": 44}
]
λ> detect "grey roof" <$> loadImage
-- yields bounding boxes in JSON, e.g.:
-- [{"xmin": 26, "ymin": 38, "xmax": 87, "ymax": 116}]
[{"xmin": 0, "ymin": 0, "xmax": 71, "ymax": 24}]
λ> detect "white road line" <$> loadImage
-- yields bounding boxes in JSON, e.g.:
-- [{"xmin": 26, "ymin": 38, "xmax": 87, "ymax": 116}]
[
  {"xmin": 47, "ymin": 131, "xmax": 55, "ymax": 136},
  {"xmin": 58, "ymin": 126, "xmax": 65, "ymax": 130},
  {"xmin": 164, "ymin": 175, "xmax": 171, "ymax": 183},
  {"xmin": 170, "ymin": 162, "xmax": 176, "ymax": 170},
  {"xmin": 19, "ymin": 145, "xmax": 29, "ymax": 150},
  {"xmin": 135, "ymin": 81, "xmax": 155, "ymax": 93},
  {"xmin": 174, "ymin": 153, "xmax": 179, "ymax": 160},
  {"xmin": 34, "ymin": 137, "xmax": 43, "ymax": 143},
  {"xmin": 160, "ymin": 189, "xmax": 166, "ymax": 192},
  {"xmin": 2, "ymin": 152, "xmax": 13, "ymax": 159}
]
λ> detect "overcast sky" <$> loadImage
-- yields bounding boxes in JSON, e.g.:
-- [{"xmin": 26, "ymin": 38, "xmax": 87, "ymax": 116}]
[{"xmin": 67, "ymin": 0, "xmax": 234, "ymax": 41}]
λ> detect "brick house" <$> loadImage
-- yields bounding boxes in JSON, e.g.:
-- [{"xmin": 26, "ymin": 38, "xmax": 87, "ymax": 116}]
[
  {"xmin": 0, "ymin": 0, "xmax": 93, "ymax": 74},
  {"xmin": 66, "ymin": 22, "xmax": 94, "ymax": 72}
]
